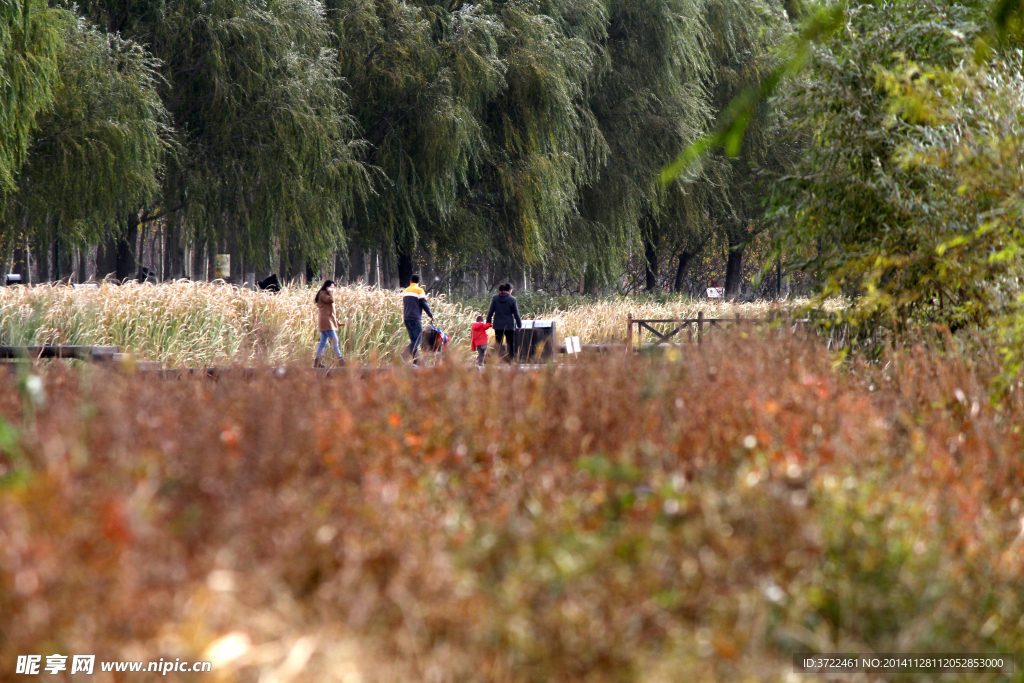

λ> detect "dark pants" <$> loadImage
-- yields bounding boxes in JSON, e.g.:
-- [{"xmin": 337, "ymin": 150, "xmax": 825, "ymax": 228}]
[
  {"xmin": 404, "ymin": 318, "xmax": 423, "ymax": 359},
  {"xmin": 494, "ymin": 328, "xmax": 516, "ymax": 361},
  {"xmin": 476, "ymin": 344, "xmax": 488, "ymax": 365}
]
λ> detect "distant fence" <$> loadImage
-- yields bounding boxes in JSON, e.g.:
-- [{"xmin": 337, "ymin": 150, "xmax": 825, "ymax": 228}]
[{"xmin": 626, "ymin": 311, "xmax": 764, "ymax": 348}]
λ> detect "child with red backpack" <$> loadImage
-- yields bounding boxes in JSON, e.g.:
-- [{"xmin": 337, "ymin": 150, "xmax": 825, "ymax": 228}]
[{"xmin": 471, "ymin": 316, "xmax": 492, "ymax": 366}]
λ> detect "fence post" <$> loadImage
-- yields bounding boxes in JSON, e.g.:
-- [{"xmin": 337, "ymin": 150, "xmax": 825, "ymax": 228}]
[
  {"xmin": 697, "ymin": 310, "xmax": 704, "ymax": 346},
  {"xmin": 626, "ymin": 313, "xmax": 633, "ymax": 354}
]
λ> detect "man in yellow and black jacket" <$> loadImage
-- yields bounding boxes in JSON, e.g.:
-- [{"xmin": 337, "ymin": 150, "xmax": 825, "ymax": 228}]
[{"xmin": 402, "ymin": 275, "xmax": 434, "ymax": 363}]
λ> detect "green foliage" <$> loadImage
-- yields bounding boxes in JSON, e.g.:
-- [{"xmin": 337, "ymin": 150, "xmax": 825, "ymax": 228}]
[
  {"xmin": 769, "ymin": 1, "xmax": 997, "ymax": 337},
  {"xmin": 76, "ymin": 0, "xmax": 370, "ymax": 268},
  {"xmin": 881, "ymin": 54, "xmax": 1024, "ymax": 384},
  {"xmin": 4, "ymin": 17, "xmax": 169, "ymax": 250},
  {"xmin": 160, "ymin": 0, "xmax": 368, "ymax": 267},
  {"xmin": 335, "ymin": 0, "xmax": 788, "ymax": 285},
  {"xmin": 578, "ymin": 0, "xmax": 712, "ymax": 281},
  {"xmin": 333, "ymin": 0, "xmax": 610, "ymax": 270},
  {"xmin": 0, "ymin": 0, "xmax": 66, "ymax": 198},
  {"xmin": 1, "ymin": 0, "xmax": 794, "ymax": 280}
]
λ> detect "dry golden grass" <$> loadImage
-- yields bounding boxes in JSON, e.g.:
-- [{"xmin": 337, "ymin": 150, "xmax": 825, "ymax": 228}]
[
  {"xmin": 0, "ymin": 283, "xmax": 802, "ymax": 366},
  {"xmin": 0, "ymin": 336, "xmax": 1021, "ymax": 682}
]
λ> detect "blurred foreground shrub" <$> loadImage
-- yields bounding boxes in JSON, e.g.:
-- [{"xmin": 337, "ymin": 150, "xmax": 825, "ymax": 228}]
[{"xmin": 0, "ymin": 336, "xmax": 1022, "ymax": 681}]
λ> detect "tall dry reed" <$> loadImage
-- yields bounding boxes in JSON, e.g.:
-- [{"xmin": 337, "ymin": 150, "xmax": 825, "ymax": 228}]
[{"xmin": 0, "ymin": 282, "xmax": 800, "ymax": 366}]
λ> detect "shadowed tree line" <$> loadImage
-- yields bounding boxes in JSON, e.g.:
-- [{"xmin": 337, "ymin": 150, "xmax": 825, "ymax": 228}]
[{"xmin": 0, "ymin": 0, "xmax": 794, "ymax": 293}]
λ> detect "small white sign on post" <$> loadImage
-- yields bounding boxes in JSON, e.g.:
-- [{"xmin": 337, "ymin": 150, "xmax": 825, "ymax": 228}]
[
  {"xmin": 707, "ymin": 287, "xmax": 724, "ymax": 298},
  {"xmin": 567, "ymin": 336, "xmax": 581, "ymax": 355}
]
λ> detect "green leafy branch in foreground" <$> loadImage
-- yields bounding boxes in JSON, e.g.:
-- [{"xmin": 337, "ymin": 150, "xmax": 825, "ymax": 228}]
[
  {"xmin": 659, "ymin": 0, "xmax": 847, "ymax": 185},
  {"xmin": 664, "ymin": 0, "xmax": 1024, "ymax": 393}
]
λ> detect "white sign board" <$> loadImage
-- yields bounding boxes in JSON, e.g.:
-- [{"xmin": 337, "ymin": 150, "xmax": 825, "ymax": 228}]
[
  {"xmin": 706, "ymin": 287, "xmax": 724, "ymax": 298},
  {"xmin": 566, "ymin": 336, "xmax": 581, "ymax": 354}
]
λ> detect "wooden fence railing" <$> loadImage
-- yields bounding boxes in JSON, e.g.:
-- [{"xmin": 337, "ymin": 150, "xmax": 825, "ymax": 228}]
[
  {"xmin": 0, "ymin": 346, "xmax": 119, "ymax": 360},
  {"xmin": 626, "ymin": 312, "xmax": 763, "ymax": 348}
]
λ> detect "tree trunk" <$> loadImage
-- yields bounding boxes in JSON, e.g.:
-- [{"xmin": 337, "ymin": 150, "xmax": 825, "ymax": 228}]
[
  {"xmin": 136, "ymin": 212, "xmax": 147, "ymax": 278},
  {"xmin": 346, "ymin": 244, "xmax": 364, "ymax": 284},
  {"xmin": 11, "ymin": 239, "xmax": 26, "ymax": 283},
  {"xmin": 116, "ymin": 211, "xmax": 140, "ymax": 281},
  {"xmin": 382, "ymin": 251, "xmax": 393, "ymax": 289},
  {"xmin": 56, "ymin": 240, "xmax": 73, "ymax": 281},
  {"xmin": 286, "ymin": 245, "xmax": 305, "ymax": 285},
  {"xmin": 367, "ymin": 249, "xmax": 378, "ymax": 286},
  {"xmin": 674, "ymin": 251, "xmax": 693, "ymax": 293},
  {"xmin": 0, "ymin": 236, "xmax": 12, "ymax": 285},
  {"xmin": 725, "ymin": 240, "xmax": 744, "ymax": 297},
  {"xmin": 77, "ymin": 247, "xmax": 87, "ymax": 283},
  {"xmin": 52, "ymin": 222, "xmax": 74, "ymax": 281},
  {"xmin": 644, "ymin": 235, "xmax": 658, "ymax": 293},
  {"xmin": 227, "ymin": 231, "xmax": 241, "ymax": 284},
  {"xmin": 396, "ymin": 242, "xmax": 414, "ymax": 288},
  {"xmin": 192, "ymin": 240, "xmax": 207, "ymax": 281},
  {"xmin": 339, "ymin": 248, "xmax": 352, "ymax": 280},
  {"xmin": 165, "ymin": 216, "xmax": 186, "ymax": 280},
  {"xmin": 37, "ymin": 237, "xmax": 50, "ymax": 282},
  {"xmin": 97, "ymin": 234, "xmax": 118, "ymax": 280}
]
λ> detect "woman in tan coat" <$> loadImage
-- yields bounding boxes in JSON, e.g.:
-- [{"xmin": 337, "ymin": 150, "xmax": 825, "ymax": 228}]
[{"xmin": 314, "ymin": 280, "xmax": 345, "ymax": 367}]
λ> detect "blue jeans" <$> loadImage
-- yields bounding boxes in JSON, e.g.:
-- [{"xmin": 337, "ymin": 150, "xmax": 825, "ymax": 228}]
[
  {"xmin": 315, "ymin": 330, "xmax": 343, "ymax": 363},
  {"xmin": 404, "ymin": 319, "xmax": 423, "ymax": 358}
]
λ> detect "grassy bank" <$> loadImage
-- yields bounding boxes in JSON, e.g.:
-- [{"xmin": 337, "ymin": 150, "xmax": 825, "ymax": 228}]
[
  {"xmin": 0, "ymin": 283, "xmax": 790, "ymax": 366},
  {"xmin": 0, "ymin": 337, "xmax": 1021, "ymax": 681}
]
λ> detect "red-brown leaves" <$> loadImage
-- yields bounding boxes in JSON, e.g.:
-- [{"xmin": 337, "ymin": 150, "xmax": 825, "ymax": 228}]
[{"xmin": 0, "ymin": 337, "xmax": 1022, "ymax": 681}]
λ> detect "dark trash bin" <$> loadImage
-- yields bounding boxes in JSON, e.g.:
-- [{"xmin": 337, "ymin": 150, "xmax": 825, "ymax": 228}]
[
  {"xmin": 516, "ymin": 320, "xmax": 557, "ymax": 363},
  {"xmin": 257, "ymin": 274, "xmax": 281, "ymax": 292}
]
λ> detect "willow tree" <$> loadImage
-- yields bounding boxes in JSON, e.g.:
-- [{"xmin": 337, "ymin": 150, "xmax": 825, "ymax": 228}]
[
  {"xmin": 0, "ymin": 0, "xmax": 65, "ymax": 202},
  {"xmin": 575, "ymin": 0, "xmax": 712, "ymax": 291},
  {"xmin": 565, "ymin": 0, "xmax": 790, "ymax": 295},
  {"xmin": 4, "ymin": 18, "xmax": 168, "ymax": 279},
  {"xmin": 467, "ymin": 0, "xmax": 607, "ymax": 274},
  {"xmin": 330, "ymin": 0, "xmax": 503, "ymax": 283},
  {"xmin": 77, "ymin": 0, "xmax": 369, "ymax": 276},
  {"xmin": 331, "ymin": 0, "xmax": 608, "ymax": 286}
]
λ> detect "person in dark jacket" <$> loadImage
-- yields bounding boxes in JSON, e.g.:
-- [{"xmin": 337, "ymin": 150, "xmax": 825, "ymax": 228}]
[
  {"xmin": 401, "ymin": 274, "xmax": 434, "ymax": 363},
  {"xmin": 486, "ymin": 283, "xmax": 522, "ymax": 362}
]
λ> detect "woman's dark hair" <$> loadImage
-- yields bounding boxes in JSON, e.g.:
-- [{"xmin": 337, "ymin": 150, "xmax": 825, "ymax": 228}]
[
  {"xmin": 498, "ymin": 282, "xmax": 512, "ymax": 292},
  {"xmin": 315, "ymin": 279, "xmax": 335, "ymax": 303}
]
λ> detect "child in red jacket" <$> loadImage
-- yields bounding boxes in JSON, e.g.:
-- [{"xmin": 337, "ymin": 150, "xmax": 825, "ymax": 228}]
[{"xmin": 471, "ymin": 316, "xmax": 492, "ymax": 365}]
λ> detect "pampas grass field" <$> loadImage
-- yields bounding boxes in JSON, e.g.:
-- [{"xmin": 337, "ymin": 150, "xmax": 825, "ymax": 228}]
[
  {"xmin": 1, "ymin": 337, "xmax": 1022, "ymax": 682},
  {"xmin": 0, "ymin": 282, "xmax": 796, "ymax": 366}
]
